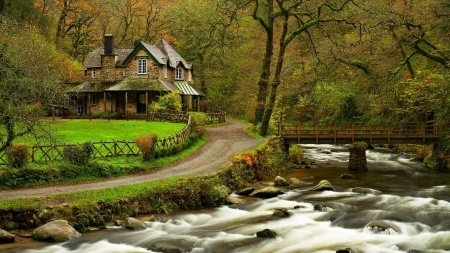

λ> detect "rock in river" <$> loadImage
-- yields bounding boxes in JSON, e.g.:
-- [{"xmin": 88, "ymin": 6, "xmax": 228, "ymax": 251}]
[
  {"xmin": 32, "ymin": 220, "xmax": 81, "ymax": 242},
  {"xmin": 311, "ymin": 180, "xmax": 334, "ymax": 191},
  {"xmin": 250, "ymin": 186, "xmax": 283, "ymax": 198}
]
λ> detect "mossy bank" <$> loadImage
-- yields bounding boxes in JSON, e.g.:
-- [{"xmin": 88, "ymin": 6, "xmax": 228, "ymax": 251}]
[{"xmin": 0, "ymin": 138, "xmax": 297, "ymax": 234}]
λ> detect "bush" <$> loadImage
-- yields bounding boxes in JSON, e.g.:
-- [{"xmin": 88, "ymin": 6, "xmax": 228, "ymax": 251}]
[
  {"xmin": 92, "ymin": 112, "xmax": 118, "ymax": 119},
  {"xmin": 6, "ymin": 143, "xmax": 30, "ymax": 168},
  {"xmin": 289, "ymin": 145, "xmax": 303, "ymax": 164},
  {"xmin": 190, "ymin": 112, "xmax": 207, "ymax": 127},
  {"xmin": 134, "ymin": 134, "xmax": 158, "ymax": 161},
  {"xmin": 62, "ymin": 142, "xmax": 93, "ymax": 166}
]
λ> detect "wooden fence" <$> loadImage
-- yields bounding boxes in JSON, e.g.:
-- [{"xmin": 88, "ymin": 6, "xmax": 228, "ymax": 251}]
[
  {"xmin": 206, "ymin": 110, "xmax": 226, "ymax": 124},
  {"xmin": 0, "ymin": 115, "xmax": 192, "ymax": 166}
]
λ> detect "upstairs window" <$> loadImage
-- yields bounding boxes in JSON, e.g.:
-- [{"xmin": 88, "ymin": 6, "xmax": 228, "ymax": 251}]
[
  {"xmin": 91, "ymin": 69, "xmax": 96, "ymax": 78},
  {"xmin": 175, "ymin": 67, "xmax": 184, "ymax": 80},
  {"xmin": 137, "ymin": 58, "xmax": 147, "ymax": 75},
  {"xmin": 163, "ymin": 65, "xmax": 167, "ymax": 79}
]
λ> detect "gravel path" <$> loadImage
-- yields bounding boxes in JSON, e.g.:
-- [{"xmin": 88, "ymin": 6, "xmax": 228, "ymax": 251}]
[{"xmin": 0, "ymin": 119, "xmax": 266, "ymax": 201}]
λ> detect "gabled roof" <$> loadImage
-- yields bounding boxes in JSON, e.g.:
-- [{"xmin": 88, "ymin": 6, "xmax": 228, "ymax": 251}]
[
  {"xmin": 82, "ymin": 38, "xmax": 191, "ymax": 70},
  {"xmin": 154, "ymin": 39, "xmax": 192, "ymax": 69},
  {"xmin": 81, "ymin": 48, "xmax": 133, "ymax": 70}
]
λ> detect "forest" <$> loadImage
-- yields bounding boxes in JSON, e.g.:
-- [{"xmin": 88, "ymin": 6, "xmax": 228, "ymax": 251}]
[{"xmin": 1, "ymin": 0, "xmax": 450, "ymax": 136}]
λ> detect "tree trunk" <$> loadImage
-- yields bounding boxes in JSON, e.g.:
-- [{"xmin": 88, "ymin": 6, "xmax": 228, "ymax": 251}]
[
  {"xmin": 0, "ymin": 0, "xmax": 4, "ymax": 13},
  {"xmin": 254, "ymin": 0, "xmax": 274, "ymax": 127}
]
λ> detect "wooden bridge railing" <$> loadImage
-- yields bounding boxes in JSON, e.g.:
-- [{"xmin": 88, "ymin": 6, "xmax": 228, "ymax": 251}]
[{"xmin": 279, "ymin": 122, "xmax": 450, "ymax": 145}]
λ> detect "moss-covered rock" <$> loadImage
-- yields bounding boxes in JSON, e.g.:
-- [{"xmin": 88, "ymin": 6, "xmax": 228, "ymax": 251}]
[
  {"xmin": 123, "ymin": 217, "xmax": 147, "ymax": 230},
  {"xmin": 256, "ymin": 229, "xmax": 277, "ymax": 238},
  {"xmin": 311, "ymin": 180, "xmax": 334, "ymax": 191},
  {"xmin": 274, "ymin": 176, "xmax": 290, "ymax": 187},
  {"xmin": 32, "ymin": 220, "xmax": 81, "ymax": 242},
  {"xmin": 0, "ymin": 229, "xmax": 15, "ymax": 243},
  {"xmin": 250, "ymin": 186, "xmax": 283, "ymax": 198}
]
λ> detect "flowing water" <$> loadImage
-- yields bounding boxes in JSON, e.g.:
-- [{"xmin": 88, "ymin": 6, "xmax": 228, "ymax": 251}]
[{"xmin": 5, "ymin": 145, "xmax": 450, "ymax": 253}]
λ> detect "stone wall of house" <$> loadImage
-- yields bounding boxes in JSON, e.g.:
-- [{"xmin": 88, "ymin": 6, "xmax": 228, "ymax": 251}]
[{"xmin": 124, "ymin": 50, "xmax": 160, "ymax": 79}]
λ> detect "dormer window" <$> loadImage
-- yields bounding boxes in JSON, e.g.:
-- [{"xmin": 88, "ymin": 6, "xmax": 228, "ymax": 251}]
[
  {"xmin": 91, "ymin": 69, "xmax": 96, "ymax": 78},
  {"xmin": 175, "ymin": 67, "xmax": 184, "ymax": 80},
  {"xmin": 137, "ymin": 58, "xmax": 147, "ymax": 75}
]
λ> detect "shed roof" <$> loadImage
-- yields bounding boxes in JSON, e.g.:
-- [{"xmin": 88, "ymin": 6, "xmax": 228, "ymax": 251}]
[
  {"xmin": 65, "ymin": 82, "xmax": 116, "ymax": 93},
  {"xmin": 173, "ymin": 81, "xmax": 206, "ymax": 96}
]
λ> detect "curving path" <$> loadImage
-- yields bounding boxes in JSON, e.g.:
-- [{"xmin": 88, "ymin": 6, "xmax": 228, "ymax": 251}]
[{"xmin": 0, "ymin": 119, "xmax": 266, "ymax": 201}]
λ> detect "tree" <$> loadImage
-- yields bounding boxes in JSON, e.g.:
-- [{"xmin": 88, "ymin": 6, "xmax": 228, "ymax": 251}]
[{"xmin": 0, "ymin": 15, "xmax": 81, "ymax": 152}]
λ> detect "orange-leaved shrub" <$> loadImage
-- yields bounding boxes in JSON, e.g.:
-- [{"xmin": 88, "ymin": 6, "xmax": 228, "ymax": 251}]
[
  {"xmin": 6, "ymin": 143, "xmax": 30, "ymax": 168},
  {"xmin": 134, "ymin": 134, "xmax": 158, "ymax": 161}
]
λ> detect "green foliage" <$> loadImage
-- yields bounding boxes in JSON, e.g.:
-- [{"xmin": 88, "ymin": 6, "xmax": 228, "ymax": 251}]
[
  {"xmin": 289, "ymin": 145, "xmax": 304, "ymax": 165},
  {"xmin": 190, "ymin": 112, "xmax": 207, "ymax": 127},
  {"xmin": 92, "ymin": 112, "xmax": 119, "ymax": 119},
  {"xmin": 62, "ymin": 142, "xmax": 93, "ymax": 166},
  {"xmin": 134, "ymin": 135, "xmax": 158, "ymax": 161},
  {"xmin": 349, "ymin": 142, "xmax": 368, "ymax": 150},
  {"xmin": 150, "ymin": 91, "xmax": 182, "ymax": 112},
  {"xmin": 426, "ymin": 138, "xmax": 450, "ymax": 170},
  {"xmin": 6, "ymin": 143, "xmax": 30, "ymax": 168}
]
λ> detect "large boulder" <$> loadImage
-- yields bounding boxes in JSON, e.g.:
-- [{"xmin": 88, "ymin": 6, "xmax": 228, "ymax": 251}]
[
  {"xmin": 32, "ymin": 220, "xmax": 81, "ymax": 242},
  {"xmin": 274, "ymin": 176, "xmax": 290, "ymax": 186},
  {"xmin": 256, "ymin": 229, "xmax": 277, "ymax": 238},
  {"xmin": 0, "ymin": 229, "xmax": 15, "ymax": 243},
  {"xmin": 311, "ymin": 180, "xmax": 334, "ymax": 191},
  {"xmin": 123, "ymin": 217, "xmax": 147, "ymax": 230},
  {"xmin": 250, "ymin": 186, "xmax": 283, "ymax": 198},
  {"xmin": 236, "ymin": 186, "xmax": 255, "ymax": 196}
]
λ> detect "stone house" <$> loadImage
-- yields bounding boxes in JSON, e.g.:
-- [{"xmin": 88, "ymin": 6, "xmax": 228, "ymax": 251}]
[{"xmin": 66, "ymin": 35, "xmax": 206, "ymax": 116}]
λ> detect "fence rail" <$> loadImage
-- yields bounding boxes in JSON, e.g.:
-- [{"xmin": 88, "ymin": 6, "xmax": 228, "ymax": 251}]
[
  {"xmin": 206, "ymin": 110, "xmax": 226, "ymax": 124},
  {"xmin": 0, "ymin": 114, "xmax": 192, "ymax": 166},
  {"xmin": 279, "ymin": 122, "xmax": 450, "ymax": 145}
]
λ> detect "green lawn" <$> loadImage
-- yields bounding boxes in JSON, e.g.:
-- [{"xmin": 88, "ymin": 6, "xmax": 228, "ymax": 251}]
[{"xmin": 19, "ymin": 119, "xmax": 186, "ymax": 145}]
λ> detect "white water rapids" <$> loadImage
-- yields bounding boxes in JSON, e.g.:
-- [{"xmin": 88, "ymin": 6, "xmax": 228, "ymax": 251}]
[{"xmin": 11, "ymin": 145, "xmax": 450, "ymax": 252}]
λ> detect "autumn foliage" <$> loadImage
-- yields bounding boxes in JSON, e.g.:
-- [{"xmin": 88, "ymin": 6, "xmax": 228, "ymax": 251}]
[{"xmin": 134, "ymin": 134, "xmax": 158, "ymax": 161}]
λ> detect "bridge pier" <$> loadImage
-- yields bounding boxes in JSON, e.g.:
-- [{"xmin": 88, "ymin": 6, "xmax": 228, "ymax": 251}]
[{"xmin": 348, "ymin": 142, "xmax": 368, "ymax": 171}]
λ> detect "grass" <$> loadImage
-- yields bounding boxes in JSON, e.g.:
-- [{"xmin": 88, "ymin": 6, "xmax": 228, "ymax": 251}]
[{"xmin": 12, "ymin": 119, "xmax": 186, "ymax": 145}]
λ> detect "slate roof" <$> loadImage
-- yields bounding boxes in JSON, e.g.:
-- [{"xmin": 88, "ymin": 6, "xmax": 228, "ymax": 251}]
[
  {"xmin": 154, "ymin": 39, "xmax": 192, "ymax": 69},
  {"xmin": 173, "ymin": 81, "xmax": 206, "ymax": 96},
  {"xmin": 65, "ymin": 82, "xmax": 116, "ymax": 93},
  {"xmin": 106, "ymin": 79, "xmax": 169, "ymax": 91},
  {"xmin": 81, "ymin": 48, "xmax": 133, "ymax": 70}
]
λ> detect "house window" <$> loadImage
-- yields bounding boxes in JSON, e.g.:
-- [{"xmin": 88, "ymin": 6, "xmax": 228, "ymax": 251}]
[
  {"xmin": 137, "ymin": 58, "xmax": 147, "ymax": 74},
  {"xmin": 91, "ymin": 69, "xmax": 96, "ymax": 78},
  {"xmin": 175, "ymin": 67, "xmax": 184, "ymax": 80},
  {"xmin": 163, "ymin": 65, "xmax": 167, "ymax": 79},
  {"xmin": 123, "ymin": 68, "xmax": 126, "ymax": 77},
  {"xmin": 92, "ymin": 94, "xmax": 96, "ymax": 106}
]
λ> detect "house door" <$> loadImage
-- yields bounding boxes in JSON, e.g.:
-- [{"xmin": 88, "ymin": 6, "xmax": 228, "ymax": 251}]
[
  {"xmin": 137, "ymin": 92, "xmax": 146, "ymax": 113},
  {"xmin": 76, "ymin": 97, "xmax": 85, "ymax": 115}
]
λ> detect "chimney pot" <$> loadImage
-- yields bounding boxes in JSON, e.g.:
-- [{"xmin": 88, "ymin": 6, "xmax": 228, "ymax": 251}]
[{"xmin": 104, "ymin": 34, "xmax": 114, "ymax": 55}]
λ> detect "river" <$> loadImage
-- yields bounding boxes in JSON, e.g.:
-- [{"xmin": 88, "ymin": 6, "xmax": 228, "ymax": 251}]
[{"xmin": 4, "ymin": 144, "xmax": 450, "ymax": 253}]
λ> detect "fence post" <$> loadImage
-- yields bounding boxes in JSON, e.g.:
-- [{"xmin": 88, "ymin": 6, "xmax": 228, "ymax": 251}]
[
  {"xmin": 351, "ymin": 123, "xmax": 355, "ymax": 144},
  {"xmin": 334, "ymin": 123, "xmax": 337, "ymax": 145},
  {"xmin": 114, "ymin": 140, "xmax": 117, "ymax": 156},
  {"xmin": 370, "ymin": 123, "xmax": 373, "ymax": 144},
  {"xmin": 315, "ymin": 123, "xmax": 319, "ymax": 144}
]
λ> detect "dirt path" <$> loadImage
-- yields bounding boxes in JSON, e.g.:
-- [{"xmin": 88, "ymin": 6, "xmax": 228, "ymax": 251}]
[{"xmin": 0, "ymin": 119, "xmax": 266, "ymax": 201}]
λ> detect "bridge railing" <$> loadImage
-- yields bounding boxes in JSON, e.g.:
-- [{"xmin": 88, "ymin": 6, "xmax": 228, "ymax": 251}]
[{"xmin": 279, "ymin": 122, "xmax": 450, "ymax": 145}]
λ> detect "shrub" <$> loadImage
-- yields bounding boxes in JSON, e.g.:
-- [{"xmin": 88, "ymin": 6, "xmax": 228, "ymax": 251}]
[
  {"xmin": 289, "ymin": 145, "xmax": 304, "ymax": 164},
  {"xmin": 134, "ymin": 134, "xmax": 158, "ymax": 161},
  {"xmin": 62, "ymin": 142, "xmax": 93, "ymax": 166},
  {"xmin": 190, "ymin": 112, "xmax": 207, "ymax": 127},
  {"xmin": 6, "ymin": 143, "xmax": 30, "ymax": 168},
  {"xmin": 92, "ymin": 112, "xmax": 118, "ymax": 119}
]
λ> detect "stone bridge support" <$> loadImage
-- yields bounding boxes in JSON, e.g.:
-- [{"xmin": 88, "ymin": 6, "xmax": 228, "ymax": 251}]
[{"xmin": 348, "ymin": 142, "xmax": 368, "ymax": 171}]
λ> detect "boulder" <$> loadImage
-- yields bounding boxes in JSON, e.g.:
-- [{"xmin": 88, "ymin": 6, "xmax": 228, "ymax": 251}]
[
  {"xmin": 250, "ymin": 186, "xmax": 283, "ymax": 198},
  {"xmin": 340, "ymin": 173, "xmax": 355, "ymax": 179},
  {"xmin": 256, "ymin": 229, "xmax": 277, "ymax": 238},
  {"xmin": 227, "ymin": 196, "xmax": 246, "ymax": 205},
  {"xmin": 311, "ymin": 180, "xmax": 334, "ymax": 191},
  {"xmin": 123, "ymin": 217, "xmax": 147, "ymax": 230},
  {"xmin": 272, "ymin": 208, "xmax": 290, "ymax": 217},
  {"xmin": 236, "ymin": 186, "xmax": 255, "ymax": 196},
  {"xmin": 0, "ymin": 229, "xmax": 15, "ymax": 243},
  {"xmin": 32, "ymin": 220, "xmax": 81, "ymax": 242},
  {"xmin": 274, "ymin": 176, "xmax": 290, "ymax": 187},
  {"xmin": 290, "ymin": 178, "xmax": 306, "ymax": 185},
  {"xmin": 351, "ymin": 187, "xmax": 367, "ymax": 194}
]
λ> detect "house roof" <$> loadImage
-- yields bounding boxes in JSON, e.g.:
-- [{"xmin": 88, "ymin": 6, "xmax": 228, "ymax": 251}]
[
  {"xmin": 65, "ymin": 82, "xmax": 116, "ymax": 93},
  {"xmin": 154, "ymin": 39, "xmax": 192, "ymax": 69},
  {"xmin": 81, "ymin": 48, "xmax": 133, "ymax": 70},
  {"xmin": 106, "ymin": 79, "xmax": 169, "ymax": 91}
]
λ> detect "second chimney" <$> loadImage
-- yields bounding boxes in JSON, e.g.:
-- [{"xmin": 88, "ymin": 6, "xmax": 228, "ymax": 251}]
[{"xmin": 104, "ymin": 34, "xmax": 114, "ymax": 55}]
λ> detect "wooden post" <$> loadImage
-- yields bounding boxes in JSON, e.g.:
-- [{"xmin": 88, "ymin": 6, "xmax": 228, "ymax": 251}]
[
  {"xmin": 423, "ymin": 122, "xmax": 426, "ymax": 144},
  {"xmin": 333, "ymin": 123, "xmax": 337, "ymax": 145},
  {"xmin": 125, "ymin": 91, "xmax": 128, "ymax": 121},
  {"xmin": 88, "ymin": 94, "xmax": 91, "ymax": 120},
  {"xmin": 146, "ymin": 91, "xmax": 149, "ymax": 122},
  {"xmin": 351, "ymin": 123, "xmax": 355, "ymax": 144},
  {"xmin": 315, "ymin": 123, "xmax": 319, "ymax": 144},
  {"xmin": 104, "ymin": 92, "xmax": 107, "ymax": 113},
  {"xmin": 370, "ymin": 123, "xmax": 373, "ymax": 144},
  {"xmin": 387, "ymin": 125, "xmax": 390, "ymax": 145},
  {"xmin": 297, "ymin": 123, "xmax": 301, "ymax": 144}
]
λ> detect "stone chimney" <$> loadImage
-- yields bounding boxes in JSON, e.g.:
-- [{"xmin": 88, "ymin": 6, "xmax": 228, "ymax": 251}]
[
  {"xmin": 104, "ymin": 34, "xmax": 114, "ymax": 55},
  {"xmin": 101, "ymin": 34, "xmax": 116, "ymax": 82}
]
